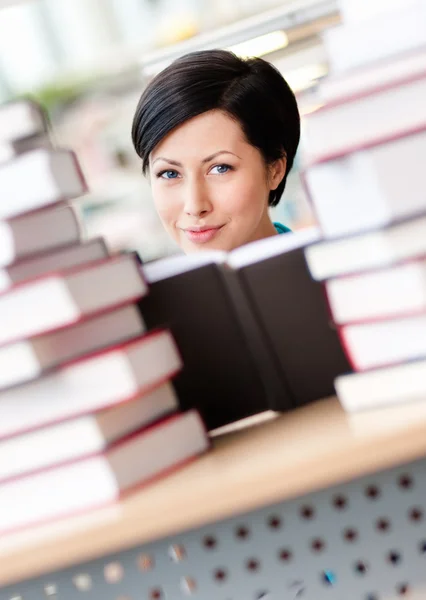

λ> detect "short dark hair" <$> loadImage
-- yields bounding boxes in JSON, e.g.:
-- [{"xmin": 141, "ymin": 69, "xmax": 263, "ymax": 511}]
[{"xmin": 132, "ymin": 49, "xmax": 300, "ymax": 206}]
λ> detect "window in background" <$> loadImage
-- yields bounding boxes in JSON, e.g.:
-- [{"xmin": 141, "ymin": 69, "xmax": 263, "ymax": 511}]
[{"xmin": 0, "ymin": 1, "xmax": 57, "ymax": 95}]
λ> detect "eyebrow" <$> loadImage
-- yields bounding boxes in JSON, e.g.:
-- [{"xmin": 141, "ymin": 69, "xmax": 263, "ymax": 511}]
[{"xmin": 152, "ymin": 150, "xmax": 241, "ymax": 167}]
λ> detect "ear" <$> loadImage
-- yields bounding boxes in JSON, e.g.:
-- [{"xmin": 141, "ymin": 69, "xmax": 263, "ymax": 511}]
[{"xmin": 268, "ymin": 157, "xmax": 287, "ymax": 191}]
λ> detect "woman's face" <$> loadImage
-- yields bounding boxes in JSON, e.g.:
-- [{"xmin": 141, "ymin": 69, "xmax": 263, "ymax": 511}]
[{"xmin": 149, "ymin": 109, "xmax": 285, "ymax": 253}]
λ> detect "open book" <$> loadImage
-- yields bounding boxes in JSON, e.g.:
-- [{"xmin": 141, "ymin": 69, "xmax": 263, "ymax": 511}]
[{"xmin": 140, "ymin": 228, "xmax": 350, "ymax": 430}]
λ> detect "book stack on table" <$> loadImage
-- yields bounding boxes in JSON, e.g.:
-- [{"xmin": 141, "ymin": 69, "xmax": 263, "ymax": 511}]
[
  {"xmin": 0, "ymin": 99, "xmax": 208, "ymax": 536},
  {"xmin": 302, "ymin": 0, "xmax": 426, "ymax": 412}
]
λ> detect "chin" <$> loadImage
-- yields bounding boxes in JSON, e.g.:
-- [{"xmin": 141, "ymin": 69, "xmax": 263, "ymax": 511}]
[
  {"xmin": 182, "ymin": 241, "xmax": 222, "ymax": 254},
  {"xmin": 182, "ymin": 244, "xmax": 208, "ymax": 254}
]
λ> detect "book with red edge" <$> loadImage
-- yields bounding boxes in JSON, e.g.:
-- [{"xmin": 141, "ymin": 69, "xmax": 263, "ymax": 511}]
[
  {"xmin": 0, "ymin": 252, "xmax": 148, "ymax": 345},
  {"xmin": 304, "ymin": 212, "xmax": 426, "ymax": 281},
  {"xmin": 0, "ymin": 147, "xmax": 87, "ymax": 220},
  {"xmin": 325, "ymin": 257, "xmax": 426, "ymax": 325},
  {"xmin": 0, "ymin": 98, "xmax": 48, "ymax": 143},
  {"xmin": 0, "ymin": 329, "xmax": 182, "ymax": 440},
  {"xmin": 0, "ymin": 133, "xmax": 53, "ymax": 165},
  {"xmin": 318, "ymin": 46, "xmax": 426, "ymax": 105},
  {"xmin": 0, "ymin": 237, "xmax": 109, "ymax": 293},
  {"xmin": 0, "ymin": 99, "xmax": 52, "ymax": 164},
  {"xmin": 0, "ymin": 303, "xmax": 146, "ymax": 389},
  {"xmin": 0, "ymin": 409, "xmax": 208, "ymax": 536},
  {"xmin": 335, "ymin": 358, "xmax": 426, "ymax": 413},
  {"xmin": 322, "ymin": 1, "xmax": 426, "ymax": 76},
  {"xmin": 0, "ymin": 381, "xmax": 179, "ymax": 483},
  {"xmin": 302, "ymin": 71, "xmax": 426, "ymax": 165},
  {"xmin": 302, "ymin": 126, "xmax": 426, "ymax": 239},
  {"xmin": 0, "ymin": 204, "xmax": 82, "ymax": 268},
  {"xmin": 338, "ymin": 313, "xmax": 426, "ymax": 372}
]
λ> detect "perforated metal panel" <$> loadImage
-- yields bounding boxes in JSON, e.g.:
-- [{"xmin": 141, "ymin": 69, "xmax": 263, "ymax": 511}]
[{"xmin": 2, "ymin": 457, "xmax": 426, "ymax": 600}]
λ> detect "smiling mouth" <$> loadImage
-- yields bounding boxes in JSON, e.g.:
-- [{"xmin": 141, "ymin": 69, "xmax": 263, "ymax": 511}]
[{"xmin": 182, "ymin": 225, "xmax": 224, "ymax": 244}]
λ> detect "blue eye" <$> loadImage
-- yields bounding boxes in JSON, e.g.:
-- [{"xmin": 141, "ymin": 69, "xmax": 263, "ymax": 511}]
[
  {"xmin": 211, "ymin": 164, "xmax": 233, "ymax": 174},
  {"xmin": 158, "ymin": 169, "xmax": 179, "ymax": 179}
]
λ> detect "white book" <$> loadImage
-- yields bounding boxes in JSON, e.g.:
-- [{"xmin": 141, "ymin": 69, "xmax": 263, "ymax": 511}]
[
  {"xmin": 0, "ymin": 142, "xmax": 14, "ymax": 164},
  {"xmin": 304, "ymin": 128, "xmax": 426, "ymax": 238},
  {"xmin": 0, "ymin": 382, "xmax": 178, "ymax": 482},
  {"xmin": 335, "ymin": 360, "xmax": 426, "ymax": 412},
  {"xmin": 324, "ymin": 1, "xmax": 426, "ymax": 74},
  {"xmin": 318, "ymin": 47, "xmax": 426, "ymax": 104},
  {"xmin": 341, "ymin": 314, "xmax": 426, "ymax": 371},
  {"xmin": 326, "ymin": 259, "xmax": 426, "ymax": 324},
  {"xmin": 0, "ymin": 253, "xmax": 147, "ymax": 345},
  {"xmin": 338, "ymin": 0, "xmax": 414, "ymax": 25},
  {"xmin": 0, "ymin": 330, "xmax": 181, "ymax": 440},
  {"xmin": 0, "ymin": 410, "xmax": 207, "ymax": 535},
  {"xmin": 0, "ymin": 148, "xmax": 86, "ymax": 220},
  {"xmin": 0, "ymin": 205, "xmax": 81, "ymax": 268},
  {"xmin": 0, "ymin": 303, "xmax": 145, "ymax": 389},
  {"xmin": 0, "ymin": 100, "xmax": 47, "ymax": 142},
  {"xmin": 0, "ymin": 136, "xmax": 53, "ymax": 166},
  {"xmin": 305, "ymin": 214, "xmax": 426, "ymax": 280},
  {"xmin": 303, "ymin": 74, "xmax": 426, "ymax": 164},
  {"xmin": 0, "ymin": 238, "xmax": 108, "ymax": 292}
]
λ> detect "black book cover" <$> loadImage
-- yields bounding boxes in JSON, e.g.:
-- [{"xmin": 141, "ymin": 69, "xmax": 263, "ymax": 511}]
[
  {"xmin": 139, "ymin": 262, "xmax": 293, "ymax": 430},
  {"xmin": 218, "ymin": 266, "xmax": 294, "ymax": 413},
  {"xmin": 236, "ymin": 245, "xmax": 351, "ymax": 409}
]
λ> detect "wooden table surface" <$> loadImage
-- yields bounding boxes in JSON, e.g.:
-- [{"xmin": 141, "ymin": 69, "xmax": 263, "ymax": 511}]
[{"xmin": 2, "ymin": 396, "xmax": 426, "ymax": 587}]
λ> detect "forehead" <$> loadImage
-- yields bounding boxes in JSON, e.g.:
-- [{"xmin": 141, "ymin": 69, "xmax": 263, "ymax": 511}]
[{"xmin": 150, "ymin": 110, "xmax": 248, "ymax": 160}]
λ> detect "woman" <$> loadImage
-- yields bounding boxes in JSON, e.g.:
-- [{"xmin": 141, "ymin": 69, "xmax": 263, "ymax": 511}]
[{"xmin": 132, "ymin": 49, "xmax": 300, "ymax": 253}]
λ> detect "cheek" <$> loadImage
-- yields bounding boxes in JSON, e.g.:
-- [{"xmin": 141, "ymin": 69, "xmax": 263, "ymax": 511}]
[
  {"xmin": 151, "ymin": 184, "xmax": 180, "ymax": 225},
  {"xmin": 221, "ymin": 172, "xmax": 268, "ymax": 219}
]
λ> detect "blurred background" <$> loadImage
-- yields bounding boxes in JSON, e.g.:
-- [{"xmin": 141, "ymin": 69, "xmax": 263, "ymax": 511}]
[{"xmin": 0, "ymin": 0, "xmax": 341, "ymax": 261}]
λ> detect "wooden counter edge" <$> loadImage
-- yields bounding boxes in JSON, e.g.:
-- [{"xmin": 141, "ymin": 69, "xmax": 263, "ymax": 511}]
[{"xmin": 1, "ymin": 397, "xmax": 426, "ymax": 588}]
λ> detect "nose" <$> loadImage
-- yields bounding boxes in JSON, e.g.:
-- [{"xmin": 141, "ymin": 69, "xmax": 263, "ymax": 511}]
[{"xmin": 183, "ymin": 177, "xmax": 212, "ymax": 217}]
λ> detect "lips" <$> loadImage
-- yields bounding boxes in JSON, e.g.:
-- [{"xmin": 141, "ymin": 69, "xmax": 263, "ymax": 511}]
[{"xmin": 182, "ymin": 225, "xmax": 224, "ymax": 244}]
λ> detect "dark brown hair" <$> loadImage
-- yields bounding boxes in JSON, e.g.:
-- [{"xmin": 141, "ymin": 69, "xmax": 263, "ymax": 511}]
[{"xmin": 132, "ymin": 49, "xmax": 300, "ymax": 206}]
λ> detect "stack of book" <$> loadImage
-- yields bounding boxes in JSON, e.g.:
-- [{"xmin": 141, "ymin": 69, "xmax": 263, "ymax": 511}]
[
  {"xmin": 0, "ymin": 100, "xmax": 208, "ymax": 536},
  {"xmin": 302, "ymin": 0, "xmax": 426, "ymax": 413},
  {"xmin": 0, "ymin": 99, "xmax": 52, "ymax": 163}
]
